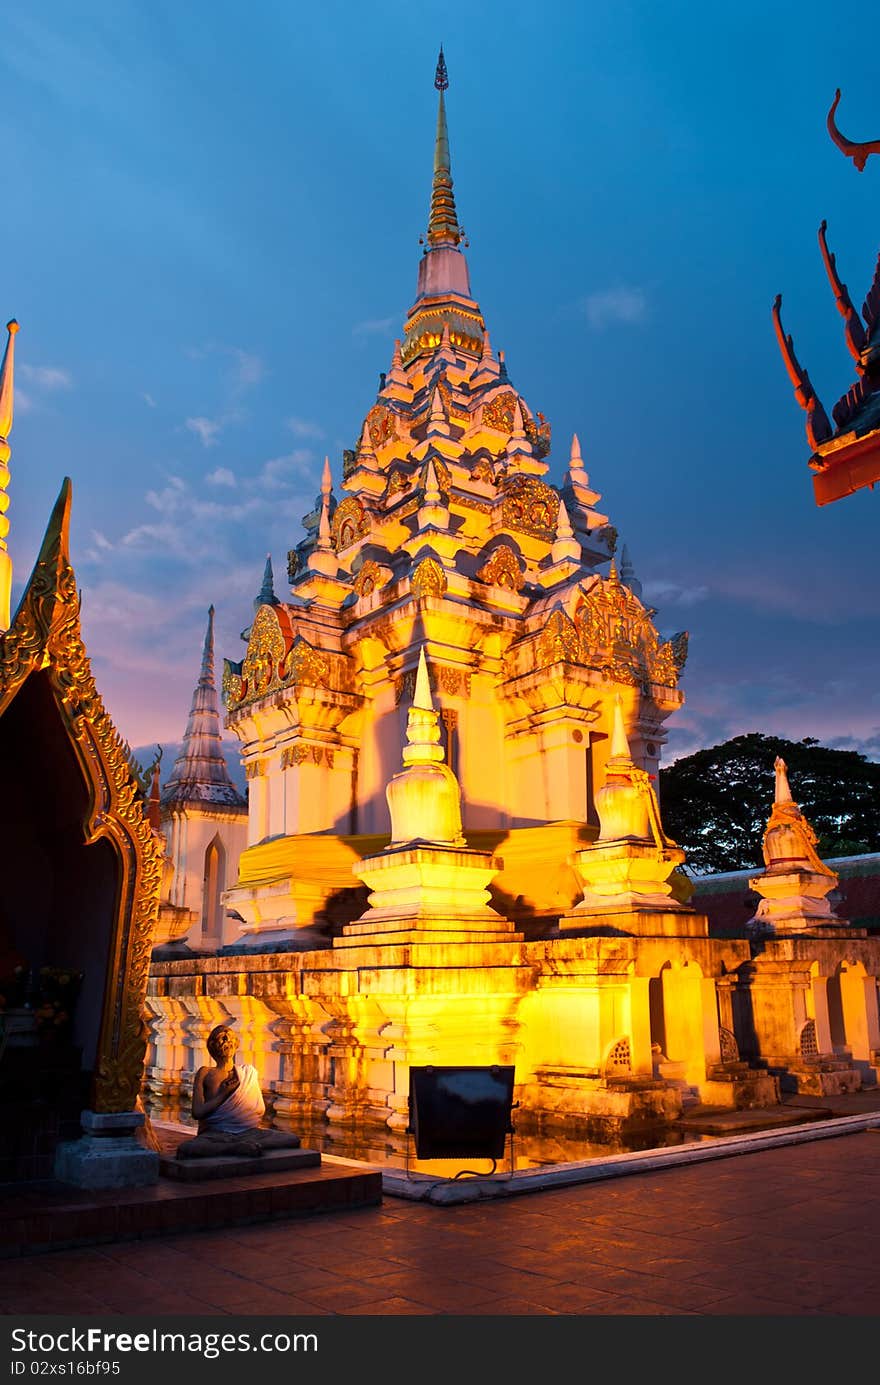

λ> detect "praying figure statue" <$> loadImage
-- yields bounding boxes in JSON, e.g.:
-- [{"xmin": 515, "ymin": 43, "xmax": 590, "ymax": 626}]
[{"xmin": 175, "ymin": 1023, "xmax": 302, "ymax": 1159}]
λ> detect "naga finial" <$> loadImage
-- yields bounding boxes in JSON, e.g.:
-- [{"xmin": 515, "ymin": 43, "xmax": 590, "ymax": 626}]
[
  {"xmin": 827, "ymin": 89, "xmax": 880, "ymax": 172},
  {"xmin": 818, "ymin": 220, "xmax": 867, "ymax": 365},
  {"xmin": 771, "ymin": 294, "xmax": 833, "ymax": 450}
]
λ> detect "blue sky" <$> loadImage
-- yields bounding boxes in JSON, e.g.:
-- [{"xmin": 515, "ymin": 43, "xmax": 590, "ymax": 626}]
[{"xmin": 3, "ymin": 1, "xmax": 880, "ymax": 767}]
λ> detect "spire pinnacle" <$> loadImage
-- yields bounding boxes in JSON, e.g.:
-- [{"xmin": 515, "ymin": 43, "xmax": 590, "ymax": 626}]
[
  {"xmin": 256, "ymin": 554, "xmax": 279, "ymax": 609},
  {"xmin": 0, "ymin": 320, "xmax": 18, "ymax": 447},
  {"xmin": 609, "ymin": 696, "xmax": 633, "ymax": 766},
  {"xmin": 774, "ymin": 756, "xmax": 794, "ymax": 805},
  {"xmin": 0, "ymin": 320, "xmax": 19, "ymax": 631},
  {"xmin": 414, "ymin": 646, "xmax": 433, "ymax": 711},
  {"xmin": 161, "ymin": 607, "xmax": 246, "ymax": 809},
  {"xmin": 555, "ymin": 497, "xmax": 573, "ymax": 540},
  {"xmin": 427, "ymin": 49, "xmax": 462, "ymax": 248}
]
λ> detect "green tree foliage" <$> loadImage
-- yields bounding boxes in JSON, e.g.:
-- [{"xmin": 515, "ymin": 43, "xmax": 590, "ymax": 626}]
[{"xmin": 658, "ymin": 734, "xmax": 880, "ymax": 875}]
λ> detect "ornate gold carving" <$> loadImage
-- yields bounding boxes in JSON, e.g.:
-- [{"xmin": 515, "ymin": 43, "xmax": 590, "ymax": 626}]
[
  {"xmin": 386, "ymin": 468, "xmax": 411, "ymax": 496},
  {"xmin": 575, "ymin": 572, "xmax": 683, "ymax": 689},
  {"xmin": 366, "ymin": 403, "xmax": 398, "ymax": 449},
  {"xmin": 240, "ymin": 605, "xmax": 287, "ymax": 704},
  {"xmin": 477, "ymin": 544, "xmax": 525, "ymax": 592},
  {"xmin": 353, "ymin": 560, "xmax": 383, "ymax": 599},
  {"xmin": 501, "ymin": 475, "xmax": 558, "ymax": 537},
  {"xmin": 482, "ymin": 390, "xmax": 519, "ymax": 434},
  {"xmin": 670, "ymin": 631, "xmax": 689, "ymax": 675},
  {"xmin": 287, "ymin": 548, "xmax": 299, "ymax": 581},
  {"xmin": 411, "ymin": 557, "xmax": 447, "ymax": 598},
  {"xmin": 222, "ymin": 661, "xmax": 243, "ymax": 708},
  {"xmin": 537, "ymin": 610, "xmax": 580, "ymax": 666},
  {"xmin": 331, "ymin": 496, "xmax": 369, "ymax": 552},
  {"xmin": 438, "ymin": 665, "xmax": 471, "ymax": 697},
  {"xmin": 394, "ymin": 670, "xmax": 417, "ymax": 705},
  {"xmin": 244, "ymin": 758, "xmax": 266, "ymax": 779},
  {"xmin": 525, "ymin": 409, "xmax": 551, "ymax": 458},
  {"xmin": 471, "ymin": 455, "xmax": 496, "ymax": 484},
  {"xmin": 0, "ymin": 481, "xmax": 162, "ymax": 1114},
  {"xmin": 285, "ymin": 636, "xmax": 329, "ymax": 688}
]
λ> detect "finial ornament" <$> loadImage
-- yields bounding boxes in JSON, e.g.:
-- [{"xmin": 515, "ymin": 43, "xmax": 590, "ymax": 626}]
[
  {"xmin": 827, "ymin": 89, "xmax": 880, "ymax": 172},
  {"xmin": 771, "ymin": 294, "xmax": 833, "ymax": 449},
  {"xmin": 434, "ymin": 47, "xmax": 448, "ymax": 91}
]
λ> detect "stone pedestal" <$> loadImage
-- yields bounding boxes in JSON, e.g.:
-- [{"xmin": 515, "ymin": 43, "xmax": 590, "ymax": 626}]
[
  {"xmin": 54, "ymin": 1109, "xmax": 159, "ymax": 1190},
  {"xmin": 567, "ymin": 839, "xmax": 688, "ymax": 917},
  {"xmin": 747, "ymin": 866, "xmax": 842, "ymax": 935}
]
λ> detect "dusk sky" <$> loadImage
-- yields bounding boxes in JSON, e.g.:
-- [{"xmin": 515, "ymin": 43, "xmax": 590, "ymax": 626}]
[{"xmin": 4, "ymin": 2, "xmax": 880, "ymax": 775}]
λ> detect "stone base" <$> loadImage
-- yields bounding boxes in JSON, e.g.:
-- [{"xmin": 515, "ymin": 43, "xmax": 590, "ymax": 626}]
[
  {"xmin": 776, "ymin": 1060, "xmax": 862, "ymax": 1097},
  {"xmin": 517, "ymin": 1066, "xmax": 683, "ymax": 1142},
  {"xmin": 701, "ymin": 1063, "xmax": 781, "ymax": 1110},
  {"xmin": 557, "ymin": 907, "xmax": 709, "ymax": 939},
  {"xmin": 54, "ymin": 1111, "xmax": 159, "ymax": 1190},
  {"xmin": 160, "ymin": 1146, "xmax": 321, "ymax": 1181}
]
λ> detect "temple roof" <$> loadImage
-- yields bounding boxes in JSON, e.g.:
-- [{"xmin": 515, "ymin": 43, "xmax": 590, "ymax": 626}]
[
  {"xmin": 162, "ymin": 606, "xmax": 246, "ymax": 810},
  {"xmin": 773, "ymin": 91, "xmax": 880, "ymax": 505}
]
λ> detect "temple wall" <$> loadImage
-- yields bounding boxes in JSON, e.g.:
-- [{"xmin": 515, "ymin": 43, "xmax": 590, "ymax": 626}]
[
  {"xmin": 163, "ymin": 809, "xmax": 248, "ymax": 951},
  {"xmin": 143, "ymin": 927, "xmax": 880, "ymax": 1143}
]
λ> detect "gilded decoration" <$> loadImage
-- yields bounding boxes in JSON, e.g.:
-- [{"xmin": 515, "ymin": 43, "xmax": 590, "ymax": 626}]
[
  {"xmin": 287, "ymin": 548, "xmax": 299, "ymax": 582},
  {"xmin": 575, "ymin": 574, "xmax": 684, "ymax": 690},
  {"xmin": 411, "ymin": 556, "xmax": 448, "ymax": 598},
  {"xmin": 0, "ymin": 480, "xmax": 162, "ymax": 1114},
  {"xmin": 366, "ymin": 404, "xmax": 398, "ymax": 450},
  {"xmin": 471, "ymin": 455, "xmax": 496, "ymax": 485},
  {"xmin": 477, "ymin": 544, "xmax": 525, "ymax": 592},
  {"xmin": 244, "ymin": 758, "xmax": 266, "ymax": 779},
  {"xmin": 525, "ymin": 410, "xmax": 552, "ymax": 458},
  {"xmin": 222, "ymin": 660, "xmax": 243, "ymax": 708},
  {"xmin": 353, "ymin": 560, "xmax": 383, "ymax": 599},
  {"xmin": 331, "ymin": 496, "xmax": 369, "ymax": 552},
  {"xmin": 436, "ymin": 378, "xmax": 468, "ymax": 421},
  {"xmin": 226, "ymin": 608, "xmax": 348, "ymax": 713},
  {"xmin": 482, "ymin": 390, "xmax": 519, "ymax": 434},
  {"xmin": 501, "ymin": 475, "xmax": 557, "ymax": 537},
  {"xmin": 239, "ymin": 605, "xmax": 287, "ymax": 704},
  {"xmin": 286, "ymin": 637, "xmax": 330, "ymax": 689},
  {"xmin": 281, "ymin": 745, "xmax": 335, "ymax": 769},
  {"xmin": 386, "ymin": 468, "xmax": 410, "ymax": 496},
  {"xmin": 393, "ymin": 661, "xmax": 470, "ymax": 704},
  {"xmin": 537, "ymin": 609, "xmax": 580, "ymax": 666}
]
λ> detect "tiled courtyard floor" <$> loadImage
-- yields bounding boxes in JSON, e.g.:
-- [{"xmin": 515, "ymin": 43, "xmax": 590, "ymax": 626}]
[{"xmin": 2, "ymin": 1128, "xmax": 879, "ymax": 1316}]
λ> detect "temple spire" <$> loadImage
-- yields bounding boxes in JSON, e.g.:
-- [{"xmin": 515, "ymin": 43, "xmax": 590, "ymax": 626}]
[
  {"xmin": 161, "ymin": 606, "xmax": 246, "ymax": 809},
  {"xmin": 0, "ymin": 320, "xmax": 19, "ymax": 631},
  {"xmin": 426, "ymin": 47, "xmax": 462, "ymax": 249},
  {"xmin": 255, "ymin": 553, "xmax": 279, "ymax": 610}
]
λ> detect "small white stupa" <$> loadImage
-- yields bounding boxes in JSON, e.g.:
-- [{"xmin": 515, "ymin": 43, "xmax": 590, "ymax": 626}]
[
  {"xmin": 747, "ymin": 757, "xmax": 843, "ymax": 935},
  {"xmin": 561, "ymin": 697, "xmax": 690, "ymax": 927},
  {"xmin": 340, "ymin": 649, "xmax": 517, "ymax": 945}
]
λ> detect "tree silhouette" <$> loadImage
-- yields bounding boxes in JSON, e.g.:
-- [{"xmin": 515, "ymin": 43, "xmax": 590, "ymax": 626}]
[{"xmin": 659, "ymin": 733, "xmax": 880, "ymax": 874}]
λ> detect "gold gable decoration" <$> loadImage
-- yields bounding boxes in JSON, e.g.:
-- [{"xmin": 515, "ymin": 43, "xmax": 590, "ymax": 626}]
[
  {"xmin": 482, "ymin": 390, "xmax": 519, "ymax": 434},
  {"xmin": 411, "ymin": 556, "xmax": 448, "ymax": 598},
  {"xmin": 226, "ymin": 608, "xmax": 349, "ymax": 713},
  {"xmin": 366, "ymin": 403, "xmax": 398, "ymax": 449},
  {"xmin": 537, "ymin": 609, "xmax": 580, "ymax": 666},
  {"xmin": 575, "ymin": 572, "xmax": 684, "ymax": 690},
  {"xmin": 477, "ymin": 543, "xmax": 525, "ymax": 592},
  {"xmin": 501, "ymin": 475, "xmax": 557, "ymax": 538},
  {"xmin": 353, "ymin": 560, "xmax": 383, "ymax": 598},
  {"xmin": 0, "ymin": 479, "xmax": 162, "ymax": 1113},
  {"xmin": 331, "ymin": 496, "xmax": 370, "ymax": 552}
]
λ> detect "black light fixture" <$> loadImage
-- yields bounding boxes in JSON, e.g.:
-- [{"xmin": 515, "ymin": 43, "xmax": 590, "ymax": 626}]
[{"xmin": 406, "ymin": 1064, "xmax": 517, "ymax": 1175}]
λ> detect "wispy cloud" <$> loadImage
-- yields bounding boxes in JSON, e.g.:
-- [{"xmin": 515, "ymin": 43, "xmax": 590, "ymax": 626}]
[
  {"xmin": 581, "ymin": 287, "xmax": 647, "ymax": 330},
  {"xmin": 259, "ymin": 450, "xmax": 315, "ymax": 490},
  {"xmin": 206, "ymin": 466, "xmax": 236, "ymax": 487},
  {"xmin": 143, "ymin": 392, "xmax": 157, "ymax": 408},
  {"xmin": 20, "ymin": 363, "xmax": 73, "ymax": 390},
  {"xmin": 287, "ymin": 415, "xmax": 325, "ymax": 439},
  {"xmin": 642, "ymin": 578, "xmax": 709, "ymax": 608},
  {"xmin": 185, "ymin": 416, "xmax": 223, "ymax": 448},
  {"xmin": 352, "ymin": 316, "xmax": 394, "ymax": 338}
]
